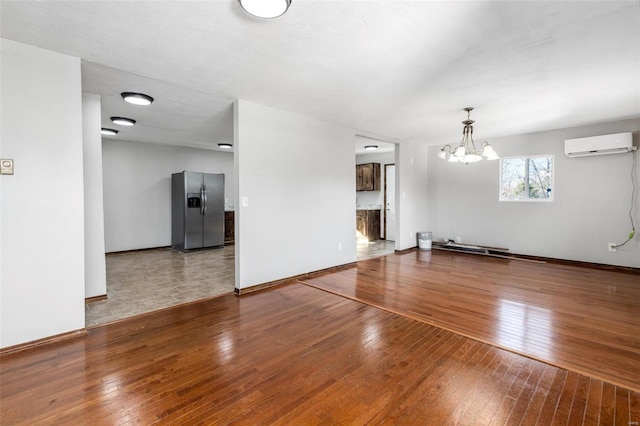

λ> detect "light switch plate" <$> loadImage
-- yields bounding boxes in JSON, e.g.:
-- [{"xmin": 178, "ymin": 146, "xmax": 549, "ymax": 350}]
[{"xmin": 0, "ymin": 159, "xmax": 14, "ymax": 175}]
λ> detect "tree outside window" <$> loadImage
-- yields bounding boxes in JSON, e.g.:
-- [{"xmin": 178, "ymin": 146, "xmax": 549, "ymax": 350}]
[{"xmin": 500, "ymin": 156, "xmax": 553, "ymax": 201}]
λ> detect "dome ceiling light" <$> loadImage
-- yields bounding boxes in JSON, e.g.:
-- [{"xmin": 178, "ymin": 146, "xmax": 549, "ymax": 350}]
[
  {"xmin": 238, "ymin": 0, "xmax": 292, "ymax": 19},
  {"xmin": 218, "ymin": 143, "xmax": 233, "ymax": 149},
  {"xmin": 111, "ymin": 117, "xmax": 136, "ymax": 126},
  {"xmin": 101, "ymin": 128, "xmax": 118, "ymax": 136},
  {"xmin": 364, "ymin": 145, "xmax": 378, "ymax": 151},
  {"xmin": 438, "ymin": 107, "xmax": 499, "ymax": 165},
  {"xmin": 121, "ymin": 92, "xmax": 154, "ymax": 106}
]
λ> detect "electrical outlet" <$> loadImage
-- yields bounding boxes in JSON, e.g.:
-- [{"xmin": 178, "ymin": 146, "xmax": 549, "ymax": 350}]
[
  {"xmin": 338, "ymin": 242, "xmax": 342, "ymax": 251},
  {"xmin": 608, "ymin": 243, "xmax": 616, "ymax": 252}
]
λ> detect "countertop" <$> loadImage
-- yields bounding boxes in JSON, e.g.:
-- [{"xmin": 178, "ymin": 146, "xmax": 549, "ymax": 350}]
[{"xmin": 356, "ymin": 204, "xmax": 382, "ymax": 211}]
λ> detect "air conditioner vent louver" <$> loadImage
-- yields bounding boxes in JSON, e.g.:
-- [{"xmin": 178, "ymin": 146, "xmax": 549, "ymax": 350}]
[{"xmin": 564, "ymin": 132, "xmax": 635, "ymax": 158}]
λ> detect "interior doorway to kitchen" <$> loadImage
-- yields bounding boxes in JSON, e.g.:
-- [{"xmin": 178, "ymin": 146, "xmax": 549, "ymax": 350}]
[{"xmin": 355, "ymin": 136, "xmax": 396, "ymax": 260}]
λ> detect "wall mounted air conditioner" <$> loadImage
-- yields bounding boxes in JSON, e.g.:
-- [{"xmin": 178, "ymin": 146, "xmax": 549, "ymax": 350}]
[{"xmin": 564, "ymin": 132, "xmax": 636, "ymax": 158}]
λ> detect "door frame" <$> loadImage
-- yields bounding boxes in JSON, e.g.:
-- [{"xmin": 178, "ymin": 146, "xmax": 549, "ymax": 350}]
[{"xmin": 383, "ymin": 163, "xmax": 395, "ymax": 240}]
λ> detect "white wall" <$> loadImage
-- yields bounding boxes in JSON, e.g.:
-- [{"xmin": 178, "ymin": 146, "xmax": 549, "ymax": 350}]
[
  {"xmin": 395, "ymin": 141, "xmax": 430, "ymax": 250},
  {"xmin": 427, "ymin": 119, "xmax": 640, "ymax": 267},
  {"xmin": 82, "ymin": 93, "xmax": 107, "ymax": 298},
  {"xmin": 102, "ymin": 140, "xmax": 234, "ymax": 252},
  {"xmin": 234, "ymin": 100, "xmax": 356, "ymax": 290},
  {"xmin": 0, "ymin": 39, "xmax": 85, "ymax": 348}
]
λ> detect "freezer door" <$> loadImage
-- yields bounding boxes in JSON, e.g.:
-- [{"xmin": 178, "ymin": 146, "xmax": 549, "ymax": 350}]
[
  {"xmin": 184, "ymin": 171, "xmax": 204, "ymax": 250},
  {"xmin": 202, "ymin": 173, "xmax": 225, "ymax": 248},
  {"xmin": 171, "ymin": 172, "xmax": 186, "ymax": 251}
]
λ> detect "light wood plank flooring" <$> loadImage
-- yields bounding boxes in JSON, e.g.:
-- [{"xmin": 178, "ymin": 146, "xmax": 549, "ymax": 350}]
[
  {"xmin": 1, "ymin": 282, "xmax": 638, "ymax": 425},
  {"xmin": 302, "ymin": 249, "xmax": 640, "ymax": 393}
]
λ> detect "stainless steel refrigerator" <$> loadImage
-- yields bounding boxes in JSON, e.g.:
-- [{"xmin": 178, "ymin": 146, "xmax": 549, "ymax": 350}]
[{"xmin": 171, "ymin": 171, "xmax": 225, "ymax": 251}]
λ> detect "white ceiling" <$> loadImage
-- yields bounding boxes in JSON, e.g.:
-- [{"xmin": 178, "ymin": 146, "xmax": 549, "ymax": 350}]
[
  {"xmin": 354, "ymin": 135, "xmax": 395, "ymax": 155},
  {"xmin": 2, "ymin": 1, "xmax": 639, "ymax": 152}
]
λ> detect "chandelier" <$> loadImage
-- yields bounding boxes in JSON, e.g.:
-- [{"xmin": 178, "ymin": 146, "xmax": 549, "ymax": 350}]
[{"xmin": 438, "ymin": 107, "xmax": 499, "ymax": 164}]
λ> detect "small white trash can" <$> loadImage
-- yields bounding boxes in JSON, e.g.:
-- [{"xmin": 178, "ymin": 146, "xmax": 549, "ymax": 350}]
[{"xmin": 417, "ymin": 232, "xmax": 432, "ymax": 250}]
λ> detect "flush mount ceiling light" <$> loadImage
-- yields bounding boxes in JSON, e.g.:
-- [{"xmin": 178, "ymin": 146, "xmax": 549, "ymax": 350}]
[
  {"xmin": 111, "ymin": 117, "xmax": 136, "ymax": 126},
  {"xmin": 218, "ymin": 143, "xmax": 233, "ymax": 149},
  {"xmin": 101, "ymin": 128, "xmax": 118, "ymax": 136},
  {"xmin": 438, "ymin": 107, "xmax": 499, "ymax": 165},
  {"xmin": 121, "ymin": 92, "xmax": 154, "ymax": 106},
  {"xmin": 238, "ymin": 0, "xmax": 291, "ymax": 18},
  {"xmin": 364, "ymin": 145, "xmax": 378, "ymax": 151}
]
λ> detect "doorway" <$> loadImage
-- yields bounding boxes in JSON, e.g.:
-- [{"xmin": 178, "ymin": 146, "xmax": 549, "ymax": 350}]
[
  {"xmin": 384, "ymin": 164, "xmax": 396, "ymax": 242},
  {"xmin": 86, "ymin": 140, "xmax": 236, "ymax": 327},
  {"xmin": 355, "ymin": 136, "xmax": 396, "ymax": 260}
]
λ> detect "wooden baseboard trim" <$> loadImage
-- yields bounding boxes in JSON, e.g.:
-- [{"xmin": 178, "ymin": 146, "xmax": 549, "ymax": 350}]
[
  {"xmin": 235, "ymin": 261, "xmax": 359, "ymax": 296},
  {"xmin": 0, "ymin": 329, "xmax": 87, "ymax": 357},
  {"xmin": 106, "ymin": 246, "xmax": 171, "ymax": 255},
  {"xmin": 429, "ymin": 246, "xmax": 640, "ymax": 275},
  {"xmin": 234, "ymin": 277, "xmax": 298, "ymax": 296},
  {"xmin": 394, "ymin": 247, "xmax": 416, "ymax": 255},
  {"xmin": 107, "ymin": 245, "xmax": 234, "ymax": 255},
  {"xmin": 85, "ymin": 294, "xmax": 108, "ymax": 303},
  {"xmin": 510, "ymin": 253, "xmax": 640, "ymax": 275},
  {"xmin": 304, "ymin": 262, "xmax": 358, "ymax": 279}
]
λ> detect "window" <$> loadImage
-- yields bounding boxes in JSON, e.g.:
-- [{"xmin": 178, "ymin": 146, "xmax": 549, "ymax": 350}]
[{"xmin": 500, "ymin": 156, "xmax": 554, "ymax": 201}]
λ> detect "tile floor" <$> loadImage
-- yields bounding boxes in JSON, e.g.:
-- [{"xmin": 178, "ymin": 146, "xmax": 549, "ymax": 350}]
[
  {"xmin": 86, "ymin": 237, "xmax": 396, "ymax": 327},
  {"xmin": 85, "ymin": 245, "xmax": 235, "ymax": 327},
  {"xmin": 356, "ymin": 234, "xmax": 396, "ymax": 260}
]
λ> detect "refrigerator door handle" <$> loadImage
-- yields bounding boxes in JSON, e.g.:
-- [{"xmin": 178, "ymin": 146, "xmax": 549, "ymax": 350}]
[
  {"xmin": 200, "ymin": 185, "xmax": 206, "ymax": 216},
  {"xmin": 202, "ymin": 184, "xmax": 208, "ymax": 215}
]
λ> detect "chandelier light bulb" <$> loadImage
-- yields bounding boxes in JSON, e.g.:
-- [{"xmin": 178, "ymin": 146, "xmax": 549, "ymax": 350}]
[{"xmin": 482, "ymin": 143, "xmax": 500, "ymax": 160}]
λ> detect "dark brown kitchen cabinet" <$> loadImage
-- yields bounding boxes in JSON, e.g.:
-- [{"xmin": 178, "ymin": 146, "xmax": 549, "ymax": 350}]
[
  {"xmin": 224, "ymin": 211, "xmax": 235, "ymax": 245},
  {"xmin": 356, "ymin": 163, "xmax": 380, "ymax": 191},
  {"xmin": 356, "ymin": 209, "xmax": 380, "ymax": 241}
]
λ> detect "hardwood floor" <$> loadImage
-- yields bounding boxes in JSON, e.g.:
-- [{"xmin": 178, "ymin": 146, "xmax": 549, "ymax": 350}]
[
  {"xmin": 302, "ymin": 249, "xmax": 640, "ymax": 393},
  {"xmin": 1, "ymin": 249, "xmax": 639, "ymax": 424}
]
